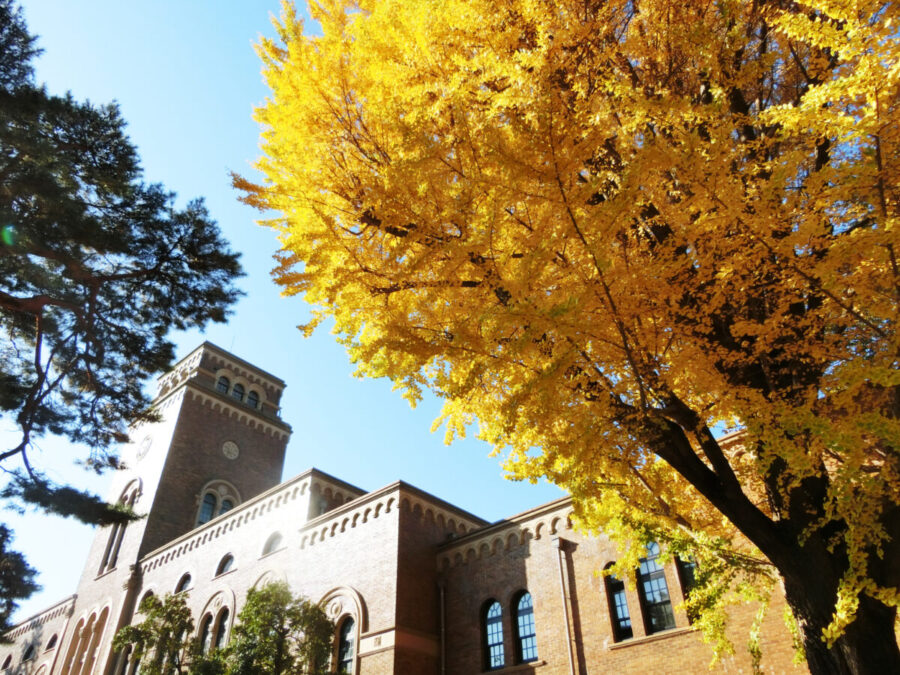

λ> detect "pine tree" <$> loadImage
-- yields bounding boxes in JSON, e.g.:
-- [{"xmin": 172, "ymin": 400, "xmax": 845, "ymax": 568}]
[{"xmin": 0, "ymin": 0, "xmax": 243, "ymax": 523}]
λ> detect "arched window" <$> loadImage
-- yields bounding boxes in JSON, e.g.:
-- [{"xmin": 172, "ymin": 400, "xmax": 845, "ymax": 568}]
[
  {"xmin": 216, "ymin": 376, "xmax": 230, "ymax": 394},
  {"xmin": 99, "ymin": 481, "xmax": 140, "ymax": 574},
  {"xmin": 1, "ymin": 654, "xmax": 11, "ymax": 670},
  {"xmin": 262, "ymin": 532, "xmax": 282, "ymax": 556},
  {"xmin": 175, "ymin": 573, "xmax": 192, "ymax": 593},
  {"xmin": 483, "ymin": 600, "xmax": 505, "ymax": 670},
  {"xmin": 46, "ymin": 634, "xmax": 58, "ymax": 650},
  {"xmin": 199, "ymin": 614, "xmax": 213, "ymax": 654},
  {"xmin": 637, "ymin": 542, "xmax": 676, "ymax": 634},
  {"xmin": 513, "ymin": 591, "xmax": 538, "ymax": 663},
  {"xmin": 231, "ymin": 383, "xmax": 245, "ymax": 402},
  {"xmin": 604, "ymin": 563, "xmax": 633, "ymax": 641},
  {"xmin": 196, "ymin": 482, "xmax": 241, "ymax": 527},
  {"xmin": 215, "ymin": 554, "xmax": 234, "ymax": 576},
  {"xmin": 336, "ymin": 617, "xmax": 355, "ymax": 673},
  {"xmin": 247, "ymin": 390, "xmax": 260, "ymax": 409},
  {"xmin": 214, "ymin": 609, "xmax": 230, "ymax": 650},
  {"xmin": 22, "ymin": 645, "xmax": 35, "ymax": 661},
  {"xmin": 198, "ymin": 493, "xmax": 217, "ymax": 525}
]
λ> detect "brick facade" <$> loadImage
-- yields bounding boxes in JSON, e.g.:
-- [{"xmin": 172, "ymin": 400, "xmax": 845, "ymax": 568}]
[{"xmin": 1, "ymin": 344, "xmax": 808, "ymax": 675}]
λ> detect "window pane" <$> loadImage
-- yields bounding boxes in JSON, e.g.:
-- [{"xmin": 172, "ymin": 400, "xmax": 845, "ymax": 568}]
[
  {"xmin": 200, "ymin": 615, "xmax": 212, "ymax": 654},
  {"xmin": 218, "ymin": 499, "xmax": 233, "ymax": 516},
  {"xmin": 176, "ymin": 574, "xmax": 191, "ymax": 593},
  {"xmin": 606, "ymin": 572, "xmax": 633, "ymax": 641},
  {"xmin": 231, "ymin": 383, "xmax": 245, "ymax": 402},
  {"xmin": 637, "ymin": 543, "xmax": 676, "ymax": 633},
  {"xmin": 485, "ymin": 601, "xmax": 504, "ymax": 669},
  {"xmin": 247, "ymin": 391, "xmax": 260, "ymax": 408},
  {"xmin": 263, "ymin": 533, "xmax": 282, "ymax": 555},
  {"xmin": 198, "ymin": 493, "xmax": 216, "ymax": 525},
  {"xmin": 216, "ymin": 555, "xmax": 234, "ymax": 576},
  {"xmin": 214, "ymin": 609, "xmax": 229, "ymax": 649},
  {"xmin": 516, "ymin": 592, "xmax": 538, "ymax": 662},
  {"xmin": 338, "ymin": 618, "xmax": 355, "ymax": 673},
  {"xmin": 216, "ymin": 376, "xmax": 229, "ymax": 394}
]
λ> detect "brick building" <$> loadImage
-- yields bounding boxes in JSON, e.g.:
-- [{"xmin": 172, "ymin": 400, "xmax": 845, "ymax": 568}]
[{"xmin": 1, "ymin": 344, "xmax": 805, "ymax": 674}]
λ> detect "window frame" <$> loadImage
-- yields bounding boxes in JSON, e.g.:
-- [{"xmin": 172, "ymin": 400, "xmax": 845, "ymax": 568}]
[
  {"xmin": 262, "ymin": 532, "xmax": 283, "ymax": 556},
  {"xmin": 231, "ymin": 383, "xmax": 245, "ymax": 402},
  {"xmin": 336, "ymin": 616, "xmax": 356, "ymax": 674},
  {"xmin": 604, "ymin": 563, "xmax": 634, "ymax": 642},
  {"xmin": 636, "ymin": 542, "xmax": 676, "ymax": 635},
  {"xmin": 213, "ymin": 608, "xmax": 230, "ymax": 650},
  {"xmin": 215, "ymin": 554, "xmax": 234, "ymax": 577},
  {"xmin": 246, "ymin": 390, "xmax": 260, "ymax": 409},
  {"xmin": 512, "ymin": 591, "xmax": 538, "ymax": 664},
  {"xmin": 175, "ymin": 573, "xmax": 192, "ymax": 594},
  {"xmin": 216, "ymin": 376, "xmax": 230, "ymax": 394},
  {"xmin": 482, "ymin": 599, "xmax": 505, "ymax": 671},
  {"xmin": 195, "ymin": 481, "xmax": 241, "ymax": 527}
]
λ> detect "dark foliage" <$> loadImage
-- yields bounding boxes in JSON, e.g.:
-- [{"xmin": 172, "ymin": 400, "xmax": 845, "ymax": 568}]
[
  {"xmin": 0, "ymin": 0, "xmax": 243, "ymax": 522},
  {"xmin": 0, "ymin": 525, "xmax": 38, "ymax": 639}
]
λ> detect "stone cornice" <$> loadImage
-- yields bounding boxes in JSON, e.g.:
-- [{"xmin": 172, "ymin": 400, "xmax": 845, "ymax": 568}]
[
  {"xmin": 4, "ymin": 595, "xmax": 76, "ymax": 639},
  {"xmin": 138, "ymin": 472, "xmax": 312, "ymax": 574},
  {"xmin": 184, "ymin": 384, "xmax": 292, "ymax": 438},
  {"xmin": 137, "ymin": 468, "xmax": 363, "ymax": 575},
  {"xmin": 299, "ymin": 481, "xmax": 487, "ymax": 550},
  {"xmin": 437, "ymin": 497, "xmax": 574, "ymax": 570}
]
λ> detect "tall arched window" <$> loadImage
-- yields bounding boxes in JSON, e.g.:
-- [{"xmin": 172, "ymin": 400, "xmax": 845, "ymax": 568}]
[
  {"xmin": 231, "ymin": 383, "xmax": 245, "ymax": 402},
  {"xmin": 46, "ymin": 633, "xmax": 58, "ymax": 650},
  {"xmin": 99, "ymin": 481, "xmax": 140, "ymax": 574},
  {"xmin": 199, "ymin": 614, "xmax": 213, "ymax": 654},
  {"xmin": 2, "ymin": 654, "xmax": 11, "ymax": 670},
  {"xmin": 198, "ymin": 493, "xmax": 217, "ymax": 525},
  {"xmin": 216, "ymin": 376, "xmax": 230, "ymax": 394},
  {"xmin": 483, "ymin": 600, "xmax": 505, "ymax": 670},
  {"xmin": 218, "ymin": 499, "xmax": 234, "ymax": 516},
  {"xmin": 637, "ymin": 542, "xmax": 676, "ymax": 634},
  {"xmin": 214, "ymin": 609, "xmax": 230, "ymax": 650},
  {"xmin": 604, "ymin": 563, "xmax": 633, "ymax": 641},
  {"xmin": 336, "ymin": 617, "xmax": 355, "ymax": 673},
  {"xmin": 513, "ymin": 591, "xmax": 538, "ymax": 663}
]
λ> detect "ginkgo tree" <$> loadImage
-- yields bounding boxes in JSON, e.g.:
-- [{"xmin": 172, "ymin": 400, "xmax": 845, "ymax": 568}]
[{"xmin": 238, "ymin": 1, "xmax": 900, "ymax": 673}]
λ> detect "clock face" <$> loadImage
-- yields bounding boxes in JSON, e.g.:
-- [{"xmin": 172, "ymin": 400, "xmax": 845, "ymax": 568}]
[
  {"xmin": 222, "ymin": 441, "xmax": 240, "ymax": 460},
  {"xmin": 137, "ymin": 435, "xmax": 152, "ymax": 461}
]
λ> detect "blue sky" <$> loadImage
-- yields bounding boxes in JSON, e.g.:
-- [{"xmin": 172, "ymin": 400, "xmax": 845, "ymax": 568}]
[{"xmin": 4, "ymin": 0, "xmax": 564, "ymax": 621}]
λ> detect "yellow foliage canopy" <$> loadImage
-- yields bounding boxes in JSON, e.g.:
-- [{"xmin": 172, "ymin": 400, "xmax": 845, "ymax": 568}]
[{"xmin": 240, "ymin": 0, "xmax": 899, "ymax": 669}]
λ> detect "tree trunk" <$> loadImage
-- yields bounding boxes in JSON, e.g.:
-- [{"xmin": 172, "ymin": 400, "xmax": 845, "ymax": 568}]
[{"xmin": 781, "ymin": 562, "xmax": 900, "ymax": 675}]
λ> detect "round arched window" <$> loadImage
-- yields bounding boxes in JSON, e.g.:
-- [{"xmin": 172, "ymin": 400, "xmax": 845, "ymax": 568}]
[
  {"xmin": 216, "ymin": 554, "xmax": 234, "ymax": 576},
  {"xmin": 262, "ymin": 532, "xmax": 283, "ymax": 556},
  {"xmin": 216, "ymin": 376, "xmax": 230, "ymax": 394},
  {"xmin": 175, "ymin": 573, "xmax": 192, "ymax": 593},
  {"xmin": 247, "ymin": 390, "xmax": 260, "ymax": 409}
]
